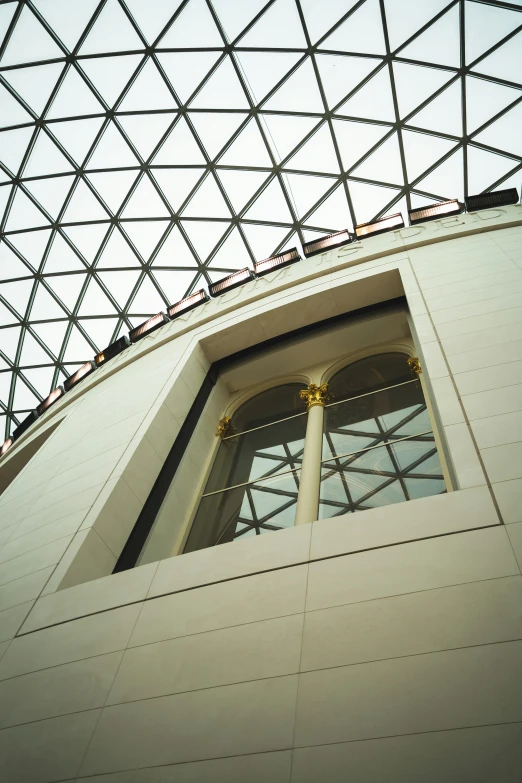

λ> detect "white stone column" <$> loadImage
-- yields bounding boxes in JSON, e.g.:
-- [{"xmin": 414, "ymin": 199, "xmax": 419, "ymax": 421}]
[{"xmin": 294, "ymin": 383, "xmax": 328, "ymax": 526}]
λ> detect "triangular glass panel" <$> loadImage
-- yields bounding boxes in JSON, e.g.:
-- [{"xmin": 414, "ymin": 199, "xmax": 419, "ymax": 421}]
[
  {"xmin": 283, "ymin": 173, "xmax": 336, "ymax": 219},
  {"xmin": 218, "ymin": 119, "xmax": 272, "ymax": 167},
  {"xmin": 415, "ymin": 147, "xmax": 464, "ymax": 201},
  {"xmin": 0, "ymin": 241, "xmax": 31, "ymax": 281},
  {"xmin": 321, "ymin": 0, "xmax": 386, "ymax": 55},
  {"xmin": 152, "ymin": 224, "xmax": 198, "ymax": 267},
  {"xmin": 0, "ymin": 326, "xmax": 20, "ymax": 359},
  {"xmin": 32, "ymin": 0, "xmax": 99, "ymax": 51},
  {"xmin": 348, "ymin": 180, "xmax": 400, "ymax": 224},
  {"xmin": 211, "ymin": 0, "xmax": 268, "ymax": 43},
  {"xmin": 119, "ymin": 59, "xmax": 177, "ymax": 112},
  {"xmin": 8, "ymin": 229, "xmax": 51, "ymax": 269},
  {"xmin": 62, "ymin": 179, "xmax": 109, "ymax": 223},
  {"xmin": 20, "ymin": 332, "xmax": 53, "ymax": 366},
  {"xmin": 239, "ymin": 0, "xmax": 307, "ymax": 48},
  {"xmin": 307, "ymin": 184, "xmax": 353, "ymax": 231},
  {"xmin": 243, "ymin": 178, "xmax": 293, "ymax": 223},
  {"xmin": 45, "ymin": 272, "xmax": 86, "ymax": 311},
  {"xmin": 123, "ymin": 0, "xmax": 183, "ymax": 45},
  {"xmin": 86, "ymin": 170, "xmax": 139, "ymax": 214},
  {"xmin": 118, "ymin": 113, "xmax": 174, "ymax": 161},
  {"xmin": 476, "ymin": 31, "xmax": 522, "ymax": 84},
  {"xmin": 96, "ymin": 227, "xmax": 141, "ymax": 269},
  {"xmin": 29, "ymin": 281, "xmax": 67, "ymax": 320},
  {"xmin": 263, "ymin": 58, "xmax": 324, "ymax": 113},
  {"xmin": 410, "ymin": 81, "xmax": 462, "ymax": 137},
  {"xmin": 0, "ymin": 3, "xmax": 17, "ymax": 47},
  {"xmin": 24, "ymin": 175, "xmax": 75, "ymax": 220},
  {"xmin": 121, "ymin": 174, "xmax": 170, "ymax": 218},
  {"xmin": 80, "ymin": 55, "xmax": 142, "ymax": 108},
  {"xmin": 151, "ymin": 269, "xmax": 196, "ymax": 301},
  {"xmin": 122, "ymin": 220, "xmax": 168, "ymax": 259},
  {"xmin": 77, "ymin": 278, "xmax": 118, "ymax": 316},
  {"xmin": 0, "ymin": 300, "xmax": 17, "ymax": 326},
  {"xmin": 86, "ymin": 121, "xmax": 139, "ymax": 169},
  {"xmin": 61, "ymin": 325, "xmax": 95, "ymax": 362},
  {"xmin": 1, "ymin": 5, "xmax": 63, "ymax": 66},
  {"xmin": 153, "ymin": 117, "xmax": 206, "ymax": 165},
  {"xmin": 393, "ymin": 62, "xmax": 454, "ymax": 119},
  {"xmin": 402, "ymin": 130, "xmax": 456, "ymax": 181},
  {"xmin": 337, "ymin": 67, "xmax": 395, "ymax": 122},
  {"xmin": 467, "ymin": 146, "xmax": 518, "ymax": 195},
  {"xmin": 473, "ymin": 102, "xmax": 522, "ymax": 158},
  {"xmin": 49, "ymin": 117, "xmax": 104, "ymax": 165},
  {"xmin": 31, "ymin": 320, "xmax": 69, "ymax": 358},
  {"xmin": 0, "ymin": 375, "xmax": 11, "ymax": 407},
  {"xmin": 151, "ymin": 168, "xmax": 203, "ymax": 212},
  {"xmin": 217, "ymin": 169, "xmax": 268, "ymax": 212},
  {"xmin": 0, "ymin": 82, "xmax": 33, "ymax": 128},
  {"xmin": 5, "ymin": 188, "xmax": 49, "ymax": 232},
  {"xmin": 0, "ymin": 127, "xmax": 33, "ymax": 176},
  {"xmin": 12, "ymin": 377, "xmax": 40, "ymax": 411},
  {"xmin": 182, "ymin": 173, "xmax": 231, "ymax": 219},
  {"xmin": 77, "ymin": 317, "xmax": 118, "ymax": 352},
  {"xmin": 0, "ymin": 183, "xmax": 12, "ymax": 222},
  {"xmin": 63, "ymin": 222, "xmax": 109, "ymax": 263},
  {"xmin": 384, "ymin": 0, "xmax": 449, "ymax": 51},
  {"xmin": 241, "ymin": 223, "xmax": 290, "ymax": 260},
  {"xmin": 158, "ymin": 52, "xmax": 221, "ymax": 104},
  {"xmin": 159, "ymin": 0, "xmax": 223, "ymax": 48},
  {"xmin": 190, "ymin": 56, "xmax": 249, "ymax": 110},
  {"xmin": 44, "ymin": 232, "xmax": 85, "ymax": 273},
  {"xmin": 466, "ymin": 76, "xmax": 521, "ymax": 134},
  {"xmin": 316, "ymin": 54, "xmax": 381, "ymax": 110},
  {"xmin": 79, "ymin": 0, "xmax": 144, "ymax": 54},
  {"xmin": 96, "ymin": 270, "xmax": 141, "ymax": 308},
  {"xmin": 300, "ymin": 0, "xmax": 358, "ymax": 44},
  {"xmin": 127, "ymin": 274, "xmax": 164, "ymax": 314},
  {"xmin": 465, "ymin": 1, "xmax": 521, "ymax": 66},
  {"xmin": 261, "ymin": 114, "xmax": 319, "ymax": 162},
  {"xmin": 410, "ymin": 193, "xmax": 441, "ymax": 208},
  {"xmin": 181, "ymin": 220, "xmax": 229, "ymax": 260},
  {"xmin": 0, "ymin": 278, "xmax": 33, "ymax": 316},
  {"xmin": 333, "ymin": 119, "xmax": 389, "ymax": 171},
  {"xmin": 190, "ymin": 112, "xmax": 249, "ymax": 161},
  {"xmin": 207, "ymin": 227, "xmax": 252, "ymax": 270},
  {"xmin": 286, "ymin": 124, "xmax": 339, "ymax": 174},
  {"xmin": 235, "ymin": 51, "xmax": 302, "ymax": 104},
  {"xmin": 351, "ymin": 132, "xmax": 403, "ymax": 185},
  {"xmin": 2, "ymin": 62, "xmax": 64, "ymax": 116},
  {"xmin": 23, "ymin": 130, "xmax": 74, "ymax": 178},
  {"xmin": 46, "ymin": 66, "xmax": 104, "ymax": 120},
  {"xmin": 400, "ymin": 5, "xmax": 460, "ymax": 68}
]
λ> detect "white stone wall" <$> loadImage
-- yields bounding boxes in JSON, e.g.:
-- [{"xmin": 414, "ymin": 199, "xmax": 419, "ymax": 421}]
[{"xmin": 0, "ymin": 208, "xmax": 521, "ymax": 781}]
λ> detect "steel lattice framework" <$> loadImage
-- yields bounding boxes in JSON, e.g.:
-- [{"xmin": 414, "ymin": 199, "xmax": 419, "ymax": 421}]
[{"xmin": 0, "ymin": 0, "xmax": 521, "ymax": 439}]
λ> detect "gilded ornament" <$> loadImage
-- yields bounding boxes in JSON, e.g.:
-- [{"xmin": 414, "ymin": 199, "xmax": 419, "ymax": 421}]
[
  {"xmin": 299, "ymin": 382, "xmax": 330, "ymax": 410},
  {"xmin": 407, "ymin": 357, "xmax": 422, "ymax": 375},
  {"xmin": 216, "ymin": 416, "xmax": 233, "ymax": 438}
]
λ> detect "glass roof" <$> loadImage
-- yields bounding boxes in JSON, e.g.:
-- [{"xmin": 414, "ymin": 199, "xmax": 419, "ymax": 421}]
[{"xmin": 0, "ymin": 0, "xmax": 521, "ymax": 438}]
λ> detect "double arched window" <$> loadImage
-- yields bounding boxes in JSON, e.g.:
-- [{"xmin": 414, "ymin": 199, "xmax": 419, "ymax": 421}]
[{"xmin": 185, "ymin": 352, "xmax": 446, "ymax": 554}]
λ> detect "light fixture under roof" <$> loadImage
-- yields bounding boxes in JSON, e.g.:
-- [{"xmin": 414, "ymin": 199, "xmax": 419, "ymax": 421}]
[
  {"xmin": 302, "ymin": 231, "xmax": 352, "ymax": 258},
  {"xmin": 465, "ymin": 188, "xmax": 519, "ymax": 212},
  {"xmin": 36, "ymin": 386, "xmax": 64, "ymax": 416},
  {"xmin": 0, "ymin": 438, "xmax": 12, "ymax": 458},
  {"xmin": 94, "ymin": 335, "xmax": 130, "ymax": 367},
  {"xmin": 64, "ymin": 361, "xmax": 96, "ymax": 393},
  {"xmin": 355, "ymin": 213, "xmax": 404, "ymax": 239},
  {"xmin": 209, "ymin": 268, "xmax": 255, "ymax": 297},
  {"xmin": 409, "ymin": 200, "xmax": 462, "ymax": 224},
  {"xmin": 254, "ymin": 248, "xmax": 301, "ymax": 277},
  {"xmin": 167, "ymin": 290, "xmax": 209, "ymax": 320},
  {"xmin": 129, "ymin": 312, "xmax": 169, "ymax": 343}
]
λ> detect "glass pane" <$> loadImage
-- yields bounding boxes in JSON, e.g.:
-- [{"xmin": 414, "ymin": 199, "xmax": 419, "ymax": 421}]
[
  {"xmin": 328, "ymin": 352, "xmax": 413, "ymax": 402},
  {"xmin": 205, "ymin": 412, "xmax": 307, "ymax": 493},
  {"xmin": 319, "ymin": 435, "xmax": 445, "ymax": 519},
  {"xmin": 323, "ymin": 381, "xmax": 427, "ymax": 460},
  {"xmin": 184, "ymin": 469, "xmax": 300, "ymax": 553}
]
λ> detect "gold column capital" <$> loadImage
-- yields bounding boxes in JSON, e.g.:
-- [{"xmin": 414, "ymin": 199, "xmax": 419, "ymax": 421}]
[
  {"xmin": 300, "ymin": 382, "xmax": 329, "ymax": 410},
  {"xmin": 407, "ymin": 356, "xmax": 422, "ymax": 375},
  {"xmin": 216, "ymin": 416, "xmax": 233, "ymax": 438}
]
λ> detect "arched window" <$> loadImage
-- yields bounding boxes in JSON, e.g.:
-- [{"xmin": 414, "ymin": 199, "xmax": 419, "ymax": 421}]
[
  {"xmin": 185, "ymin": 383, "xmax": 307, "ymax": 553},
  {"xmin": 319, "ymin": 353, "xmax": 445, "ymax": 518}
]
